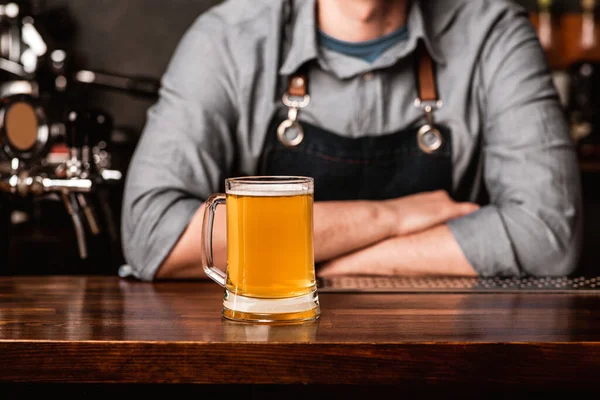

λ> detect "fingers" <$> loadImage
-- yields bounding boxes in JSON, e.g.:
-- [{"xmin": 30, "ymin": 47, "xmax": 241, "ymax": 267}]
[
  {"xmin": 391, "ymin": 191, "xmax": 480, "ymax": 237},
  {"xmin": 440, "ymin": 203, "xmax": 479, "ymax": 225},
  {"xmin": 456, "ymin": 202, "xmax": 480, "ymax": 215},
  {"xmin": 428, "ymin": 191, "xmax": 479, "ymax": 218}
]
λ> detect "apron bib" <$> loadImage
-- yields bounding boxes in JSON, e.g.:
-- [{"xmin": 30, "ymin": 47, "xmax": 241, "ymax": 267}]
[{"xmin": 259, "ymin": 41, "xmax": 452, "ymax": 202}]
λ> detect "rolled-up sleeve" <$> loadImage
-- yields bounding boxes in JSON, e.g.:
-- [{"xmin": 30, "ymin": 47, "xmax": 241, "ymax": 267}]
[
  {"xmin": 448, "ymin": 10, "xmax": 583, "ymax": 277},
  {"xmin": 121, "ymin": 14, "xmax": 238, "ymax": 281}
]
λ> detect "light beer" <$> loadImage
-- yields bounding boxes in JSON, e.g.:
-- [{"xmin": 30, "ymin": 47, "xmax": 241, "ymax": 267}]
[
  {"xmin": 202, "ymin": 176, "xmax": 320, "ymax": 323},
  {"xmin": 225, "ymin": 188, "xmax": 315, "ymax": 298}
]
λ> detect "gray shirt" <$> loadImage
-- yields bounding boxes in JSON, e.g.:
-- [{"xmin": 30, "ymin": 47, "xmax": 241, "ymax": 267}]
[{"xmin": 121, "ymin": 0, "xmax": 583, "ymax": 282}]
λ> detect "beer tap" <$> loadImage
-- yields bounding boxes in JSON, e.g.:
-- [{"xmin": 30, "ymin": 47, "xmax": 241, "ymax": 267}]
[
  {"xmin": 87, "ymin": 109, "xmax": 119, "ymax": 179},
  {"xmin": 0, "ymin": 0, "xmax": 143, "ymax": 272},
  {"xmin": 78, "ymin": 143, "xmax": 101, "ymax": 236},
  {"xmin": 67, "ymin": 109, "xmax": 103, "ymax": 238},
  {"xmin": 0, "ymin": 107, "xmax": 125, "ymax": 260},
  {"xmin": 87, "ymin": 109, "xmax": 119, "ymax": 243},
  {"xmin": 61, "ymin": 187, "xmax": 87, "ymax": 259},
  {"xmin": 0, "ymin": 108, "xmax": 93, "ymax": 197},
  {"xmin": 61, "ymin": 109, "xmax": 93, "ymax": 259},
  {"xmin": 0, "ymin": 130, "xmax": 93, "ymax": 259}
]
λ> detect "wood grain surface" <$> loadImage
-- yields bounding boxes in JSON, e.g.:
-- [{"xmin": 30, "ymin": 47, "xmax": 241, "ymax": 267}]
[{"xmin": 1, "ymin": 276, "xmax": 600, "ymax": 387}]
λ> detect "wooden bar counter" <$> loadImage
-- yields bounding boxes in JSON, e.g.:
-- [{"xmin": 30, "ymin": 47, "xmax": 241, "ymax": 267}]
[{"xmin": 1, "ymin": 275, "xmax": 600, "ymax": 394}]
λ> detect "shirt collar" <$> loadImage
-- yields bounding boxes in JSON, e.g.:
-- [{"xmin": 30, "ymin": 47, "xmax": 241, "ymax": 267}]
[
  {"xmin": 279, "ymin": 0, "xmax": 319, "ymax": 76},
  {"xmin": 406, "ymin": 0, "xmax": 445, "ymax": 65},
  {"xmin": 279, "ymin": 0, "xmax": 465, "ymax": 76}
]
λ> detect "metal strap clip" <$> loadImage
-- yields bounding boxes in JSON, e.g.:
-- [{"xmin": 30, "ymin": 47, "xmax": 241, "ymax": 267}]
[
  {"xmin": 414, "ymin": 99, "xmax": 444, "ymax": 154},
  {"xmin": 277, "ymin": 91, "xmax": 310, "ymax": 147}
]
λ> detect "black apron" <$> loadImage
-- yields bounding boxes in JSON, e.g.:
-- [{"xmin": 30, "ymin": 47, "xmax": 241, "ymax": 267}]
[{"xmin": 258, "ymin": 41, "xmax": 453, "ymax": 202}]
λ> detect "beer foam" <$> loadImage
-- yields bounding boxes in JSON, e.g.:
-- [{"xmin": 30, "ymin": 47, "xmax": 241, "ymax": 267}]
[{"xmin": 228, "ymin": 183, "xmax": 313, "ymax": 197}]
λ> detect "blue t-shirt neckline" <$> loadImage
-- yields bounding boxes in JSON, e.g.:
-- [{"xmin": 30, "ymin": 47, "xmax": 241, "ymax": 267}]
[{"xmin": 318, "ymin": 25, "xmax": 409, "ymax": 63}]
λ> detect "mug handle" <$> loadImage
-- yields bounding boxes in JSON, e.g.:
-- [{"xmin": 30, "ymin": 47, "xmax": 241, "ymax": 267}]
[{"xmin": 201, "ymin": 193, "xmax": 227, "ymax": 287}]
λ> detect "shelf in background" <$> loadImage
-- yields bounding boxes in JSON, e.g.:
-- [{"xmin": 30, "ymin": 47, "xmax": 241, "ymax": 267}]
[{"xmin": 579, "ymin": 160, "xmax": 600, "ymax": 172}]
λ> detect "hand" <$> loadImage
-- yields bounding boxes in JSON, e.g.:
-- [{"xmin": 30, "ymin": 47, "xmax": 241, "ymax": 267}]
[
  {"xmin": 318, "ymin": 225, "xmax": 477, "ymax": 278},
  {"xmin": 311, "ymin": 190, "xmax": 479, "ymax": 264},
  {"xmin": 383, "ymin": 190, "xmax": 479, "ymax": 237}
]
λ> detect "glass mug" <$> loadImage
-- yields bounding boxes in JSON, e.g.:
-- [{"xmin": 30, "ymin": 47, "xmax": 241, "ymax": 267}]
[{"xmin": 201, "ymin": 176, "xmax": 321, "ymax": 323}]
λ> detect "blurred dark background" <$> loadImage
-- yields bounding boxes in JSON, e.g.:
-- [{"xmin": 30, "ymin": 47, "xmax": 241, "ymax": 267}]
[
  {"xmin": 0, "ymin": 0, "xmax": 222, "ymax": 276},
  {"xmin": 1, "ymin": 0, "xmax": 600, "ymax": 277},
  {"xmin": 47, "ymin": 0, "xmax": 219, "ymax": 136}
]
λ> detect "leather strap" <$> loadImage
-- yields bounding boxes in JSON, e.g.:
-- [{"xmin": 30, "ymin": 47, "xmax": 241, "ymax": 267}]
[
  {"xmin": 288, "ymin": 73, "xmax": 307, "ymax": 97},
  {"xmin": 416, "ymin": 41, "xmax": 438, "ymax": 103},
  {"xmin": 286, "ymin": 42, "xmax": 437, "ymax": 101}
]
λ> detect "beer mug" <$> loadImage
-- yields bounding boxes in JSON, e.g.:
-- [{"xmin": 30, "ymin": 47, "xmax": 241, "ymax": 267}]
[{"xmin": 201, "ymin": 176, "xmax": 320, "ymax": 323}]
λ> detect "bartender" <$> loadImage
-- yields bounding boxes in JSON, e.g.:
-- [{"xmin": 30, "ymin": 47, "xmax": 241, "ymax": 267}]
[{"xmin": 121, "ymin": 0, "xmax": 582, "ymax": 281}]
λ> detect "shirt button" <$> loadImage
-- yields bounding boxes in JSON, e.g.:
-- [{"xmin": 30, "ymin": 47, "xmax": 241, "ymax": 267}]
[{"xmin": 363, "ymin": 72, "xmax": 374, "ymax": 81}]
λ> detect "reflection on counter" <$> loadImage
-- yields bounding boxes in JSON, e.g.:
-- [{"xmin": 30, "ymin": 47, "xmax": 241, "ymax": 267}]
[{"xmin": 222, "ymin": 320, "xmax": 320, "ymax": 343}]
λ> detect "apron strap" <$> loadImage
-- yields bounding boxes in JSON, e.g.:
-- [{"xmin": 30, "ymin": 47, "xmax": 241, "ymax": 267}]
[
  {"xmin": 279, "ymin": 36, "xmax": 443, "ymax": 152},
  {"xmin": 288, "ymin": 73, "xmax": 308, "ymax": 98},
  {"xmin": 285, "ymin": 41, "xmax": 438, "ymax": 103},
  {"xmin": 413, "ymin": 41, "xmax": 444, "ymax": 154},
  {"xmin": 415, "ymin": 41, "xmax": 439, "ymax": 104}
]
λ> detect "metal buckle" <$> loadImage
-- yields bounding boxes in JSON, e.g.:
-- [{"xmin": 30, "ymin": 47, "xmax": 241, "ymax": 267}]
[
  {"xmin": 283, "ymin": 93, "xmax": 311, "ymax": 109},
  {"xmin": 278, "ymin": 93, "xmax": 310, "ymax": 147},
  {"xmin": 414, "ymin": 98, "xmax": 443, "ymax": 124},
  {"xmin": 413, "ymin": 99, "xmax": 443, "ymax": 109},
  {"xmin": 417, "ymin": 125, "xmax": 443, "ymax": 154},
  {"xmin": 414, "ymin": 98, "xmax": 444, "ymax": 154},
  {"xmin": 277, "ymin": 119, "xmax": 304, "ymax": 147}
]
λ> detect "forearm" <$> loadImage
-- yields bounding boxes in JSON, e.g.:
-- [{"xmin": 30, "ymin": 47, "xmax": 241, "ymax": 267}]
[
  {"xmin": 154, "ymin": 192, "xmax": 479, "ymax": 279},
  {"xmin": 155, "ymin": 203, "xmax": 227, "ymax": 280},
  {"xmin": 448, "ymin": 203, "xmax": 581, "ymax": 277},
  {"xmin": 157, "ymin": 199, "xmax": 398, "ymax": 278},
  {"xmin": 155, "ymin": 199, "xmax": 395, "ymax": 279},
  {"xmin": 313, "ymin": 200, "xmax": 396, "ymax": 262},
  {"xmin": 318, "ymin": 224, "xmax": 477, "ymax": 277}
]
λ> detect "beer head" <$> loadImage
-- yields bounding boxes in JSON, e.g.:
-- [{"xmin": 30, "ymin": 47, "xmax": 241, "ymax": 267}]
[{"xmin": 226, "ymin": 176, "xmax": 313, "ymax": 198}]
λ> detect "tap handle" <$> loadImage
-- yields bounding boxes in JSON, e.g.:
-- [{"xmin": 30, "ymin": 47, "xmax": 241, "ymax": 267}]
[
  {"xmin": 0, "ymin": 174, "xmax": 92, "ymax": 195},
  {"xmin": 87, "ymin": 109, "xmax": 113, "ymax": 147},
  {"xmin": 62, "ymin": 192, "xmax": 88, "ymax": 260},
  {"xmin": 77, "ymin": 193, "xmax": 101, "ymax": 236},
  {"xmin": 65, "ymin": 109, "xmax": 88, "ymax": 149}
]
